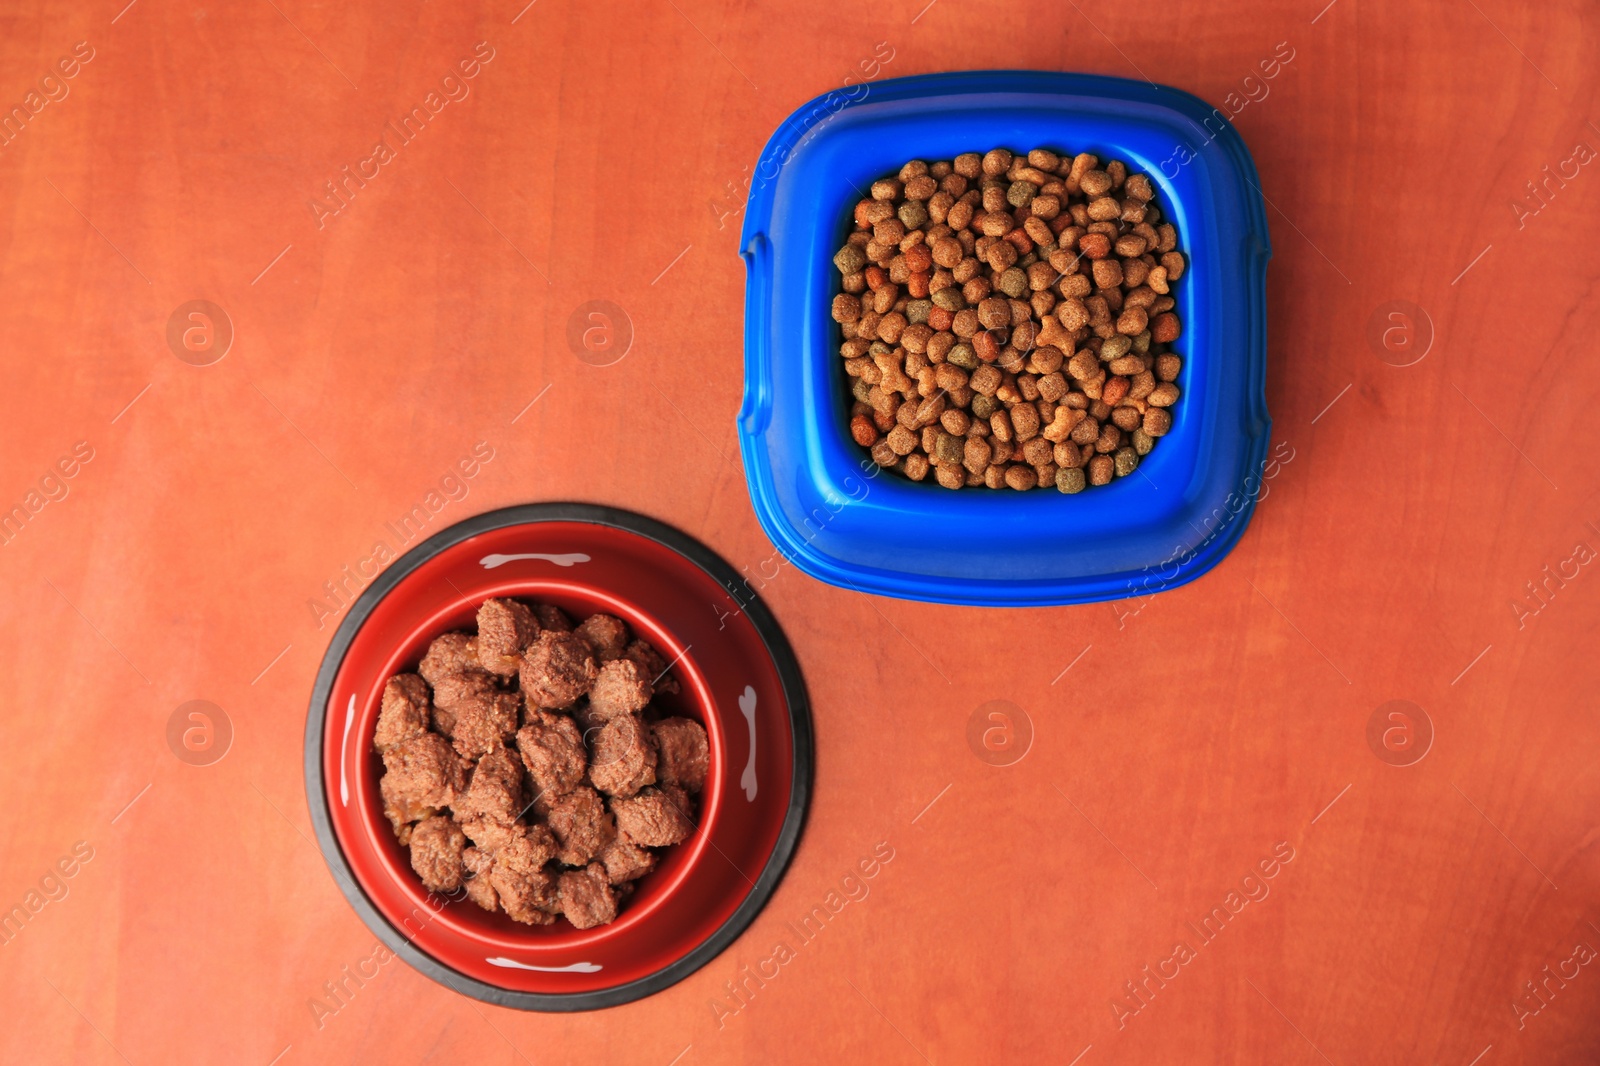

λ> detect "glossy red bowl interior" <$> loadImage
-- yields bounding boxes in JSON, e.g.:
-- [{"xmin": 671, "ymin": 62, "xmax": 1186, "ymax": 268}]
[{"xmin": 306, "ymin": 506, "xmax": 809, "ymax": 1009}]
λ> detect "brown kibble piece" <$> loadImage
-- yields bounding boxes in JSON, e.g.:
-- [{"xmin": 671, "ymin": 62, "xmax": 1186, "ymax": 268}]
[
  {"xmin": 1089, "ymin": 455, "xmax": 1114, "ymax": 486},
  {"xmin": 1143, "ymin": 408, "xmax": 1173, "ymax": 436},
  {"xmin": 1004, "ymin": 465, "xmax": 1038, "ymax": 491},
  {"xmin": 1078, "ymin": 232, "xmax": 1111, "ymax": 259},
  {"xmin": 1148, "ymin": 383, "xmax": 1180, "ymax": 407}
]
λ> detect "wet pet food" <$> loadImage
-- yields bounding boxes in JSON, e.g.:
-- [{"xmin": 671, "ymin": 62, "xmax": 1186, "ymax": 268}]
[{"xmin": 375, "ymin": 598, "xmax": 708, "ymax": 929}]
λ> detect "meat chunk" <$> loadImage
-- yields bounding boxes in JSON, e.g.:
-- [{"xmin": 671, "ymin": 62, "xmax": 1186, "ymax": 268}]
[
  {"xmin": 430, "ymin": 703, "xmax": 456, "ymax": 739},
  {"xmin": 491, "ymin": 860, "xmax": 560, "ymax": 925},
  {"xmin": 651, "ymin": 716, "xmax": 710, "ymax": 793},
  {"xmin": 381, "ymin": 776, "xmax": 434, "ymax": 845},
  {"xmin": 516, "ymin": 709, "xmax": 588, "ymax": 803},
  {"xmin": 476, "ymin": 598, "xmax": 539, "ymax": 676},
  {"xmin": 456, "ymin": 813, "xmax": 523, "ymax": 853},
  {"xmin": 381, "ymin": 733, "xmax": 466, "ymax": 829},
  {"xmin": 462, "ymin": 846, "xmax": 497, "ymax": 912},
  {"xmin": 463, "ymin": 845, "xmax": 494, "ymax": 878},
  {"xmin": 498, "ymin": 822, "xmax": 560, "ymax": 871},
  {"xmin": 570, "ymin": 700, "xmax": 606, "ymax": 737},
  {"xmin": 408, "ymin": 816, "xmax": 466, "ymax": 893},
  {"xmin": 598, "ymin": 834, "xmax": 657, "ymax": 885},
  {"xmin": 558, "ymin": 863, "xmax": 619, "ymax": 930},
  {"xmin": 588, "ymin": 714, "xmax": 657, "ymax": 799},
  {"xmin": 455, "ymin": 745, "xmax": 524, "ymax": 824},
  {"xmin": 587, "ymin": 659, "xmax": 653, "ymax": 721},
  {"xmin": 445, "ymin": 688, "xmax": 520, "ymax": 761},
  {"xmin": 484, "ymin": 823, "xmax": 560, "ymax": 924},
  {"xmin": 430, "ymin": 669, "xmax": 499, "ymax": 713},
  {"xmin": 464, "ymin": 874, "xmax": 498, "ymax": 912},
  {"xmin": 418, "ymin": 632, "xmax": 484, "ymax": 687},
  {"xmin": 611, "ymin": 785, "xmax": 694, "ymax": 847},
  {"xmin": 546, "ymin": 786, "xmax": 615, "ymax": 866},
  {"xmin": 576, "ymin": 613, "xmax": 630, "ymax": 663},
  {"xmin": 520, "ymin": 631, "xmax": 598, "ymax": 710},
  {"xmin": 374, "ymin": 674, "xmax": 430, "ymax": 754},
  {"xmin": 621, "ymin": 639, "xmax": 679, "ymax": 696},
  {"xmin": 535, "ymin": 604, "xmax": 573, "ymax": 633}
]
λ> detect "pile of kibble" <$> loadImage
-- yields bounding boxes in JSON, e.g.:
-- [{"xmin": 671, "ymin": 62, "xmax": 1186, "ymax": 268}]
[
  {"xmin": 833, "ymin": 148, "xmax": 1185, "ymax": 492},
  {"xmin": 374, "ymin": 598, "xmax": 707, "ymax": 930}
]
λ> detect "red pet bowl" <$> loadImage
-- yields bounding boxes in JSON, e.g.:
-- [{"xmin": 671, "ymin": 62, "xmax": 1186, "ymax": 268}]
[{"xmin": 305, "ymin": 504, "xmax": 812, "ymax": 1010}]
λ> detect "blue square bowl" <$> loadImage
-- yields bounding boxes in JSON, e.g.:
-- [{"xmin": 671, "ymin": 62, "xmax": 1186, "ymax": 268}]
[{"xmin": 737, "ymin": 70, "xmax": 1272, "ymax": 607}]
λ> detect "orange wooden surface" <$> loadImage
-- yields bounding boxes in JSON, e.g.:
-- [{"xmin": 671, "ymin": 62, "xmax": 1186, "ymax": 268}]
[{"xmin": 2, "ymin": 0, "xmax": 1598, "ymax": 1062}]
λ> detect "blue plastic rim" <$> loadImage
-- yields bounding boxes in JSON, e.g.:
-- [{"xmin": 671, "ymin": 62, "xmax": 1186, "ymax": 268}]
[{"xmin": 738, "ymin": 70, "xmax": 1272, "ymax": 607}]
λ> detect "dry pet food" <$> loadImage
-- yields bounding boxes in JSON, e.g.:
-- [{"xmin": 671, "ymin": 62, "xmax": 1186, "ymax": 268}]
[
  {"xmin": 833, "ymin": 148, "xmax": 1186, "ymax": 492},
  {"xmin": 375, "ymin": 597, "xmax": 708, "ymax": 929}
]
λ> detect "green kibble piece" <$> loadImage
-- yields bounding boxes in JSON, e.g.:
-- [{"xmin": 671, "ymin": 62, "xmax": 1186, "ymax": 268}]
[
  {"xmin": 935, "ymin": 432, "xmax": 963, "ymax": 464},
  {"xmin": 1101, "ymin": 335, "xmax": 1132, "ymax": 362},
  {"xmin": 1132, "ymin": 428, "xmax": 1155, "ymax": 456},
  {"xmin": 1006, "ymin": 180, "xmax": 1038, "ymax": 208},
  {"xmin": 1132, "ymin": 331, "xmax": 1151, "ymax": 353},
  {"xmin": 852, "ymin": 379, "xmax": 873, "ymax": 403},
  {"xmin": 971, "ymin": 393, "xmax": 998, "ymax": 419},
  {"xmin": 1056, "ymin": 467, "xmax": 1086, "ymax": 494},
  {"xmin": 931, "ymin": 288, "xmax": 965, "ymax": 311},
  {"xmin": 946, "ymin": 343, "xmax": 978, "ymax": 370},
  {"xmin": 998, "ymin": 267, "xmax": 1028, "ymax": 298},
  {"xmin": 868, "ymin": 341, "xmax": 892, "ymax": 357},
  {"xmin": 834, "ymin": 244, "xmax": 866, "ymax": 274},
  {"xmin": 1114, "ymin": 447, "xmax": 1139, "ymax": 477},
  {"xmin": 906, "ymin": 299, "xmax": 933, "ymax": 325},
  {"xmin": 898, "ymin": 201, "xmax": 929, "ymax": 229}
]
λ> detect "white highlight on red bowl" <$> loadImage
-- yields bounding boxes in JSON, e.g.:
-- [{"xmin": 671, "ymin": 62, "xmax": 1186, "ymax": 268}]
[
  {"xmin": 478, "ymin": 552, "xmax": 591, "ymax": 569},
  {"xmin": 485, "ymin": 956, "xmax": 604, "ymax": 973},
  {"xmin": 739, "ymin": 685, "xmax": 758, "ymax": 802},
  {"xmin": 339, "ymin": 694, "xmax": 356, "ymax": 806}
]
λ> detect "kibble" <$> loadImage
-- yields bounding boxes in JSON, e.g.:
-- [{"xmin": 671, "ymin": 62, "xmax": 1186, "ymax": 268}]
[{"xmin": 834, "ymin": 149, "xmax": 1185, "ymax": 493}]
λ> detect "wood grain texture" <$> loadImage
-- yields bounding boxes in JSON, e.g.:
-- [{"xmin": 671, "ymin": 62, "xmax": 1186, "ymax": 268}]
[{"xmin": 0, "ymin": 0, "xmax": 1596, "ymax": 1062}]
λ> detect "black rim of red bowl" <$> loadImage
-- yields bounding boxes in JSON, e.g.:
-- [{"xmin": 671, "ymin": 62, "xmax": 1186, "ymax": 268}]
[{"xmin": 303, "ymin": 502, "xmax": 814, "ymax": 1011}]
